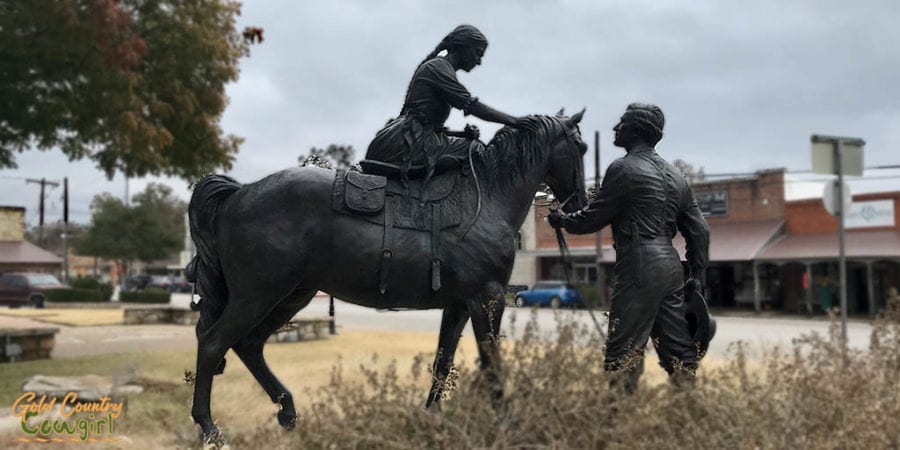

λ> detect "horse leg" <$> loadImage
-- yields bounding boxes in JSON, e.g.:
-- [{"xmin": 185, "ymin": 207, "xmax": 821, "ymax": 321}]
[
  {"xmin": 466, "ymin": 288, "xmax": 507, "ymax": 411},
  {"xmin": 425, "ymin": 302, "xmax": 470, "ymax": 410},
  {"xmin": 231, "ymin": 290, "xmax": 315, "ymax": 431},
  {"xmin": 191, "ymin": 300, "xmax": 275, "ymax": 445}
]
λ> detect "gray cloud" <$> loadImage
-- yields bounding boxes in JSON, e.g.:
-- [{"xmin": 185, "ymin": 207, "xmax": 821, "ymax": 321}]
[{"xmin": 2, "ymin": 0, "xmax": 899, "ymax": 225}]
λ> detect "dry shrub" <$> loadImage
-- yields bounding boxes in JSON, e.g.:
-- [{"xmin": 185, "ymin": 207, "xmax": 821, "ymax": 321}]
[{"xmin": 212, "ymin": 304, "xmax": 900, "ymax": 450}]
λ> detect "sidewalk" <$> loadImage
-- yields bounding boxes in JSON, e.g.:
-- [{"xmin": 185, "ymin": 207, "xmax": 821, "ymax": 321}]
[
  {"xmin": 709, "ymin": 307, "xmax": 876, "ymax": 323},
  {"xmin": 0, "ymin": 313, "xmax": 195, "ymax": 358},
  {"xmin": 0, "ymin": 313, "xmax": 57, "ymax": 330}
]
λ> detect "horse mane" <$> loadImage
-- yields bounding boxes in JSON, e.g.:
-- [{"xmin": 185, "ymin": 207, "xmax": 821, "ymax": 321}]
[{"xmin": 477, "ymin": 115, "xmax": 563, "ymax": 191}]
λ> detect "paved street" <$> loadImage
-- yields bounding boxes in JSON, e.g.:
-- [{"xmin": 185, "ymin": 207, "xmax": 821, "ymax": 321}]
[
  {"xmin": 298, "ymin": 296, "xmax": 874, "ymax": 359},
  {"xmin": 1, "ymin": 294, "xmax": 875, "ymax": 360}
]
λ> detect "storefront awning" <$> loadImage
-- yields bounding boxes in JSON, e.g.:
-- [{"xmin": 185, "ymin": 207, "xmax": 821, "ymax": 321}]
[
  {"xmin": 756, "ymin": 229, "xmax": 900, "ymax": 262},
  {"xmin": 0, "ymin": 240, "xmax": 63, "ymax": 264},
  {"xmin": 675, "ymin": 219, "xmax": 784, "ymax": 262}
]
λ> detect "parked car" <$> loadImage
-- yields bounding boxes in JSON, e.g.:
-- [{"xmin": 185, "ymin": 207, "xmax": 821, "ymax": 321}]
[
  {"xmin": 169, "ymin": 276, "xmax": 193, "ymax": 293},
  {"xmin": 147, "ymin": 275, "xmax": 173, "ymax": 291},
  {"xmin": 0, "ymin": 273, "xmax": 68, "ymax": 308},
  {"xmin": 126, "ymin": 274, "xmax": 152, "ymax": 291},
  {"xmin": 514, "ymin": 281, "xmax": 582, "ymax": 308}
]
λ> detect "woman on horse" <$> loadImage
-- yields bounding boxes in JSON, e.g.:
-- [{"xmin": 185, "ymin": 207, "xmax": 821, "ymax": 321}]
[{"xmin": 365, "ymin": 25, "xmax": 526, "ymax": 179}]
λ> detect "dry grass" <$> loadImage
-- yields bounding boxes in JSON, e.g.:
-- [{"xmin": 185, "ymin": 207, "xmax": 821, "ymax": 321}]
[
  {"xmin": 2, "ymin": 308, "xmax": 899, "ymax": 449},
  {"xmin": 0, "ymin": 308, "xmax": 124, "ymax": 326},
  {"xmin": 0, "ymin": 332, "xmax": 480, "ymax": 448},
  {"xmin": 223, "ymin": 308, "xmax": 900, "ymax": 450}
]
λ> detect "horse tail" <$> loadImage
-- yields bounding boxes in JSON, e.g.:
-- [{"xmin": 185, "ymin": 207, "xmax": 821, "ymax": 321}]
[{"xmin": 185, "ymin": 174, "xmax": 241, "ymax": 336}]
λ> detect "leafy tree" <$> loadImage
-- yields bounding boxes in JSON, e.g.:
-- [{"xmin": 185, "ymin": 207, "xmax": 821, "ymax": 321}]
[
  {"xmin": 673, "ymin": 159, "xmax": 706, "ymax": 183},
  {"xmin": 74, "ymin": 183, "xmax": 185, "ymax": 274},
  {"xmin": 129, "ymin": 183, "xmax": 184, "ymax": 262},
  {"xmin": 299, "ymin": 144, "xmax": 357, "ymax": 170},
  {"xmin": 25, "ymin": 222, "xmax": 87, "ymax": 254},
  {"xmin": 0, "ymin": 0, "xmax": 258, "ymax": 179},
  {"xmin": 74, "ymin": 194, "xmax": 135, "ymax": 262}
]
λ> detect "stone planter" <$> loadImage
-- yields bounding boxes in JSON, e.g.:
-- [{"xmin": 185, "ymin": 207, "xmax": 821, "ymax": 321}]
[
  {"xmin": 0, "ymin": 328, "xmax": 60, "ymax": 363},
  {"xmin": 123, "ymin": 306, "xmax": 199, "ymax": 325}
]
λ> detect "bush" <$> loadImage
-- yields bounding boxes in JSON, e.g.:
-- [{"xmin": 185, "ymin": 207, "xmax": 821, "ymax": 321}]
[
  {"xmin": 579, "ymin": 284, "xmax": 603, "ymax": 309},
  {"xmin": 210, "ymin": 301, "xmax": 900, "ymax": 450},
  {"xmin": 120, "ymin": 288, "xmax": 170, "ymax": 304},
  {"xmin": 70, "ymin": 276, "xmax": 100, "ymax": 289},
  {"xmin": 68, "ymin": 277, "xmax": 114, "ymax": 301},
  {"xmin": 44, "ymin": 288, "xmax": 110, "ymax": 303}
]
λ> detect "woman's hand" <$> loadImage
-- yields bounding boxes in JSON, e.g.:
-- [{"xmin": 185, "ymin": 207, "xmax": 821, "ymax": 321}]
[
  {"xmin": 512, "ymin": 116, "xmax": 532, "ymax": 129},
  {"xmin": 463, "ymin": 124, "xmax": 480, "ymax": 140}
]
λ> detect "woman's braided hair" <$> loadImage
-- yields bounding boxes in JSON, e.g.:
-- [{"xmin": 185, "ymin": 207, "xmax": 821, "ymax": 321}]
[
  {"xmin": 420, "ymin": 24, "xmax": 487, "ymax": 67},
  {"xmin": 399, "ymin": 25, "xmax": 488, "ymax": 115}
]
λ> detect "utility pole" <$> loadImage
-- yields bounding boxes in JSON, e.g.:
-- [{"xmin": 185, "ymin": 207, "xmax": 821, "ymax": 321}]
[
  {"xmin": 25, "ymin": 178, "xmax": 60, "ymax": 244},
  {"xmin": 62, "ymin": 177, "xmax": 69, "ymax": 283}
]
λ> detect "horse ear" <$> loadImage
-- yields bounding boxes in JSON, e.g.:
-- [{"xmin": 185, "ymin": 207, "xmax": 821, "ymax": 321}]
[
  {"xmin": 556, "ymin": 107, "xmax": 565, "ymax": 116},
  {"xmin": 571, "ymin": 108, "xmax": 586, "ymax": 124}
]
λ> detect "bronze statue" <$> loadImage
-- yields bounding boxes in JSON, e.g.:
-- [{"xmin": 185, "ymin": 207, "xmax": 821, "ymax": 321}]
[
  {"xmin": 549, "ymin": 103, "xmax": 710, "ymax": 393},
  {"xmin": 365, "ymin": 25, "xmax": 527, "ymax": 180},
  {"xmin": 186, "ymin": 110, "xmax": 587, "ymax": 445}
]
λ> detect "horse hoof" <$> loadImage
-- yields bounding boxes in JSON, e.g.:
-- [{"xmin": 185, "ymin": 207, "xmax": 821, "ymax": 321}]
[
  {"xmin": 200, "ymin": 428, "xmax": 226, "ymax": 449},
  {"xmin": 277, "ymin": 410, "xmax": 297, "ymax": 431}
]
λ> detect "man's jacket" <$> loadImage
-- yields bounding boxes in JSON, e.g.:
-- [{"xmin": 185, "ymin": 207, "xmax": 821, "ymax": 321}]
[{"xmin": 562, "ymin": 144, "xmax": 710, "ymax": 278}]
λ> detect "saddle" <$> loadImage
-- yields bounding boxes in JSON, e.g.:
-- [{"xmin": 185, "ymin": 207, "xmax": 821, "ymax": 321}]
[{"xmin": 332, "ymin": 159, "xmax": 467, "ymax": 295}]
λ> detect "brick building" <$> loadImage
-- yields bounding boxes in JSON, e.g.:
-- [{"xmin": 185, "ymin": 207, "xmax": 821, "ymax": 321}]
[
  {"xmin": 685, "ymin": 169, "xmax": 786, "ymax": 310},
  {"xmin": 0, "ymin": 206, "xmax": 62, "ymax": 274},
  {"xmin": 510, "ymin": 169, "xmax": 900, "ymax": 316},
  {"xmin": 757, "ymin": 191, "xmax": 900, "ymax": 315}
]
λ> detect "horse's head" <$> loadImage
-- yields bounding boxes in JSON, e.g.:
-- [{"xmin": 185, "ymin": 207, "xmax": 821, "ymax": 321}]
[{"xmin": 545, "ymin": 109, "xmax": 588, "ymax": 213}]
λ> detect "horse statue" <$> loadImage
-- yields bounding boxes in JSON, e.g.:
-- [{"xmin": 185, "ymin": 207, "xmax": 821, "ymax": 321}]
[{"xmin": 186, "ymin": 111, "xmax": 588, "ymax": 444}]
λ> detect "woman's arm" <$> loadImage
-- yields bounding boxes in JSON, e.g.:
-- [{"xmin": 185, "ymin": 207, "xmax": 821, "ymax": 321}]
[
  {"xmin": 420, "ymin": 60, "xmax": 525, "ymax": 127},
  {"xmin": 467, "ymin": 100, "xmax": 522, "ymax": 126}
]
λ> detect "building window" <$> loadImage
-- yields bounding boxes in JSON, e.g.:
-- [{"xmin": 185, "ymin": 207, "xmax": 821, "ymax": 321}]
[
  {"xmin": 516, "ymin": 232, "xmax": 524, "ymax": 250},
  {"xmin": 574, "ymin": 263, "xmax": 598, "ymax": 283}
]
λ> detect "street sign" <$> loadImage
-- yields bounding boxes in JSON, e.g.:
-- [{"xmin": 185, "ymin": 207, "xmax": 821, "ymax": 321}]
[
  {"xmin": 696, "ymin": 190, "xmax": 728, "ymax": 217},
  {"xmin": 822, "ymin": 182, "xmax": 852, "ymax": 216},
  {"xmin": 811, "ymin": 135, "xmax": 864, "ymax": 176}
]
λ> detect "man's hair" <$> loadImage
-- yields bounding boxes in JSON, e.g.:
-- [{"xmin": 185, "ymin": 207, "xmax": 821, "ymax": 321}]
[{"xmin": 623, "ymin": 103, "xmax": 665, "ymax": 145}]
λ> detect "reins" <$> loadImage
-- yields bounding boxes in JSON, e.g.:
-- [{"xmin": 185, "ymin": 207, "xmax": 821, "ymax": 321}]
[
  {"xmin": 550, "ymin": 202, "xmax": 606, "ymax": 338},
  {"xmin": 460, "ymin": 140, "xmax": 482, "ymax": 241}
]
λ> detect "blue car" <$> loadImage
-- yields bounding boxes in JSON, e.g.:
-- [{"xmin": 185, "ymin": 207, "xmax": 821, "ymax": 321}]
[{"xmin": 514, "ymin": 281, "xmax": 582, "ymax": 308}]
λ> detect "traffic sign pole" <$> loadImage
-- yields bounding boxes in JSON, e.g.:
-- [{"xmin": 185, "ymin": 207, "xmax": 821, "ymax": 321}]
[{"xmin": 835, "ymin": 140, "xmax": 848, "ymax": 343}]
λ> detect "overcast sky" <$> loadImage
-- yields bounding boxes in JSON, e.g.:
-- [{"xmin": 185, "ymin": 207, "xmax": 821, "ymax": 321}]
[{"xmin": 2, "ymin": 0, "xmax": 899, "ymax": 226}]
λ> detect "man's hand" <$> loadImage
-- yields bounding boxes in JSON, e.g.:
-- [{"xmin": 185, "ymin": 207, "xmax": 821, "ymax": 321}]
[
  {"xmin": 685, "ymin": 277, "xmax": 703, "ymax": 294},
  {"xmin": 547, "ymin": 209, "xmax": 564, "ymax": 229},
  {"xmin": 463, "ymin": 124, "xmax": 480, "ymax": 140}
]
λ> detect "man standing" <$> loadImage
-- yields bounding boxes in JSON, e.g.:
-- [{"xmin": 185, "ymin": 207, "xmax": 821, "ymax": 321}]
[{"xmin": 549, "ymin": 103, "xmax": 710, "ymax": 392}]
